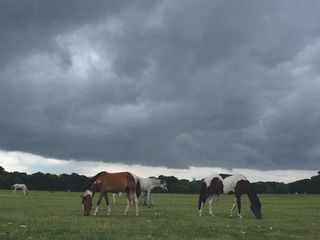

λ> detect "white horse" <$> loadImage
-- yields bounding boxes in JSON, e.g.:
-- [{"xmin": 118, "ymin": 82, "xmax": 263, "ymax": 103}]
[
  {"xmin": 12, "ymin": 184, "xmax": 29, "ymax": 195},
  {"xmin": 111, "ymin": 176, "xmax": 168, "ymax": 207},
  {"xmin": 112, "ymin": 192, "xmax": 122, "ymax": 204},
  {"xmin": 138, "ymin": 177, "xmax": 168, "ymax": 207}
]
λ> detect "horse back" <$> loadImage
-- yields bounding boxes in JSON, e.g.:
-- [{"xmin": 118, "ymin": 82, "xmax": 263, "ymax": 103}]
[{"xmin": 96, "ymin": 172, "xmax": 136, "ymax": 193}]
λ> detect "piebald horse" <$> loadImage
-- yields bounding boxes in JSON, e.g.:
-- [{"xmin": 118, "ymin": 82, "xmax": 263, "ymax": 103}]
[
  {"xmin": 81, "ymin": 171, "xmax": 140, "ymax": 216},
  {"xmin": 12, "ymin": 184, "xmax": 29, "ymax": 195},
  {"xmin": 198, "ymin": 174, "xmax": 262, "ymax": 219}
]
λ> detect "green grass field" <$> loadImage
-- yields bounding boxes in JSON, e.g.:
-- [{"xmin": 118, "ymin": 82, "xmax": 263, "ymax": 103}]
[{"xmin": 0, "ymin": 190, "xmax": 319, "ymax": 240}]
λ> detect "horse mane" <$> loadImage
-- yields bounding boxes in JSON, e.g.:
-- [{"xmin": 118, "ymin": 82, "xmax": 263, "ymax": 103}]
[
  {"xmin": 91, "ymin": 171, "xmax": 107, "ymax": 181},
  {"xmin": 86, "ymin": 171, "xmax": 107, "ymax": 190}
]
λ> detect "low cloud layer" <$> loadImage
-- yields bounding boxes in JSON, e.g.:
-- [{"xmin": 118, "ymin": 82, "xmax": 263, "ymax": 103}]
[
  {"xmin": 0, "ymin": 150, "xmax": 316, "ymax": 183},
  {"xmin": 1, "ymin": 1, "xmax": 320, "ymax": 170}
]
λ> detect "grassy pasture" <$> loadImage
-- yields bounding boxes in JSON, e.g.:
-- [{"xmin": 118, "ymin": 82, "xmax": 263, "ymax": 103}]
[{"xmin": 0, "ymin": 190, "xmax": 319, "ymax": 240}]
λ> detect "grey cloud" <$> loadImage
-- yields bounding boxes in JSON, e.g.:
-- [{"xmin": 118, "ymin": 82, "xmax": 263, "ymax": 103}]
[{"xmin": 1, "ymin": 0, "xmax": 320, "ymax": 170}]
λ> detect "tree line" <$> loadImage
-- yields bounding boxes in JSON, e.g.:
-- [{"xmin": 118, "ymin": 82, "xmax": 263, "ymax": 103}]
[{"xmin": 1, "ymin": 166, "xmax": 319, "ymax": 194}]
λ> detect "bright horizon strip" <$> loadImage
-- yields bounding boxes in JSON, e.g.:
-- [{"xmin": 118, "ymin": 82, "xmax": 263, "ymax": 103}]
[{"xmin": 0, "ymin": 149, "xmax": 317, "ymax": 184}]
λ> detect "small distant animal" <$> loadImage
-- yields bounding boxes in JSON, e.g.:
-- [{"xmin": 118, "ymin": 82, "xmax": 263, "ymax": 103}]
[
  {"xmin": 198, "ymin": 174, "xmax": 262, "ymax": 219},
  {"xmin": 12, "ymin": 184, "xmax": 29, "ymax": 195}
]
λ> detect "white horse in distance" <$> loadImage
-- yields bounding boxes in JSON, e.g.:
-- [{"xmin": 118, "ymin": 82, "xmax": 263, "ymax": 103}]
[
  {"xmin": 12, "ymin": 184, "xmax": 29, "ymax": 195},
  {"xmin": 138, "ymin": 177, "xmax": 168, "ymax": 207}
]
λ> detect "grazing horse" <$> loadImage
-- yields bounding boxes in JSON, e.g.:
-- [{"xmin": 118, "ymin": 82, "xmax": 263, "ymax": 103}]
[
  {"xmin": 198, "ymin": 174, "xmax": 224, "ymax": 217},
  {"xmin": 198, "ymin": 174, "xmax": 262, "ymax": 219},
  {"xmin": 81, "ymin": 171, "xmax": 139, "ymax": 216},
  {"xmin": 12, "ymin": 184, "xmax": 29, "ymax": 195},
  {"xmin": 138, "ymin": 177, "xmax": 168, "ymax": 207}
]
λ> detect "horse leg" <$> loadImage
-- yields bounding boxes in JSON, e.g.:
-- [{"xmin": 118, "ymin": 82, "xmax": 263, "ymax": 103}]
[
  {"xmin": 147, "ymin": 191, "xmax": 151, "ymax": 207},
  {"xmin": 142, "ymin": 191, "xmax": 147, "ymax": 206},
  {"xmin": 199, "ymin": 201, "xmax": 205, "ymax": 217},
  {"xmin": 124, "ymin": 198, "xmax": 130, "ymax": 215},
  {"xmin": 134, "ymin": 193, "xmax": 139, "ymax": 216},
  {"xmin": 112, "ymin": 193, "xmax": 116, "ymax": 204},
  {"xmin": 199, "ymin": 195, "xmax": 208, "ymax": 217},
  {"xmin": 124, "ymin": 192, "xmax": 131, "ymax": 215},
  {"xmin": 104, "ymin": 193, "xmax": 111, "ymax": 216},
  {"xmin": 208, "ymin": 196, "xmax": 215, "ymax": 216},
  {"xmin": 150, "ymin": 192, "xmax": 154, "ymax": 206},
  {"xmin": 235, "ymin": 194, "xmax": 242, "ymax": 218},
  {"xmin": 230, "ymin": 198, "xmax": 236, "ymax": 217},
  {"xmin": 94, "ymin": 192, "xmax": 104, "ymax": 216}
]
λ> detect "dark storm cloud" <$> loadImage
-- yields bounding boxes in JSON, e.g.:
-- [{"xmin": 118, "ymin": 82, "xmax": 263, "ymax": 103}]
[{"xmin": 1, "ymin": 0, "xmax": 320, "ymax": 169}]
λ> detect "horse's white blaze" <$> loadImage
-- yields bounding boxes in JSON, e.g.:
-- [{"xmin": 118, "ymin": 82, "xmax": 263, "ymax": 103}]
[
  {"xmin": 222, "ymin": 174, "xmax": 247, "ymax": 193},
  {"xmin": 83, "ymin": 190, "xmax": 93, "ymax": 197}
]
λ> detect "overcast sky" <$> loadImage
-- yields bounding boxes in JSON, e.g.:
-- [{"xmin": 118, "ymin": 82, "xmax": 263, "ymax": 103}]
[{"xmin": 0, "ymin": 1, "xmax": 319, "ymax": 181}]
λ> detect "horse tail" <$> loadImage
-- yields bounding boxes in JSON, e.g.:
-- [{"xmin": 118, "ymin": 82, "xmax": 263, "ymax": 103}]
[
  {"xmin": 198, "ymin": 181, "xmax": 207, "ymax": 210},
  {"xmin": 127, "ymin": 173, "xmax": 137, "ymax": 195},
  {"xmin": 136, "ymin": 178, "xmax": 141, "ymax": 198}
]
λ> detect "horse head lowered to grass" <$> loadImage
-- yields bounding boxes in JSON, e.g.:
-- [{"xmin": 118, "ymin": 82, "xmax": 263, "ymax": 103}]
[
  {"xmin": 81, "ymin": 171, "xmax": 140, "ymax": 216},
  {"xmin": 198, "ymin": 174, "xmax": 262, "ymax": 219}
]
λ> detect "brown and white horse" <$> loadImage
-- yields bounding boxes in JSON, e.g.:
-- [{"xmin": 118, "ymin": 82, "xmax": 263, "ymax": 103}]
[
  {"xmin": 81, "ymin": 171, "xmax": 140, "ymax": 216},
  {"xmin": 198, "ymin": 174, "xmax": 262, "ymax": 219}
]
